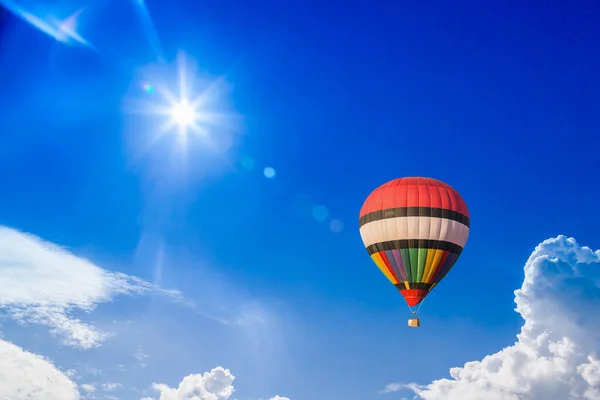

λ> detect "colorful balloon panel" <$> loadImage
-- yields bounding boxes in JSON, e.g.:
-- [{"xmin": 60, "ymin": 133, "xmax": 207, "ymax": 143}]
[{"xmin": 359, "ymin": 177, "xmax": 470, "ymax": 307}]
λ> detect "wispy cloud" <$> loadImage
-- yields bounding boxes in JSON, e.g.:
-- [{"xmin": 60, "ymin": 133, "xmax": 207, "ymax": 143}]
[
  {"xmin": 0, "ymin": 226, "xmax": 182, "ymax": 349},
  {"xmin": 102, "ymin": 381, "xmax": 122, "ymax": 392},
  {"xmin": 379, "ymin": 382, "xmax": 402, "ymax": 394}
]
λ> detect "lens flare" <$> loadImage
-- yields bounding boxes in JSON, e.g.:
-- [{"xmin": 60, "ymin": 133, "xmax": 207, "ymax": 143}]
[
  {"xmin": 330, "ymin": 219, "xmax": 344, "ymax": 233},
  {"xmin": 263, "ymin": 167, "xmax": 276, "ymax": 179},
  {"xmin": 142, "ymin": 83, "xmax": 155, "ymax": 93},
  {"xmin": 312, "ymin": 205, "xmax": 329, "ymax": 222},
  {"xmin": 1, "ymin": 3, "xmax": 90, "ymax": 46}
]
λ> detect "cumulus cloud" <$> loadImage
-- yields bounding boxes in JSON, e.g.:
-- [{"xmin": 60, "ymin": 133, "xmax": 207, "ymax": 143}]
[
  {"xmin": 144, "ymin": 367, "xmax": 289, "ymax": 400},
  {"xmin": 0, "ymin": 338, "xmax": 80, "ymax": 399},
  {"xmin": 146, "ymin": 367, "xmax": 235, "ymax": 400},
  {"xmin": 0, "ymin": 226, "xmax": 181, "ymax": 349},
  {"xmin": 389, "ymin": 235, "xmax": 600, "ymax": 400}
]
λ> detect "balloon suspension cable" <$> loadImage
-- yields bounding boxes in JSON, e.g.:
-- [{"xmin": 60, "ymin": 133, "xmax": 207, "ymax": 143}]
[
  {"xmin": 415, "ymin": 297, "xmax": 426, "ymax": 314},
  {"xmin": 407, "ymin": 298, "xmax": 427, "ymax": 317}
]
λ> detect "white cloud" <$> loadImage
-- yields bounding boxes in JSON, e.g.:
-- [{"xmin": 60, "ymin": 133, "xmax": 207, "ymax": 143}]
[
  {"xmin": 134, "ymin": 348, "xmax": 150, "ymax": 368},
  {"xmin": 147, "ymin": 367, "xmax": 235, "ymax": 400},
  {"xmin": 0, "ymin": 226, "xmax": 181, "ymax": 349},
  {"xmin": 0, "ymin": 338, "xmax": 80, "ymax": 399},
  {"xmin": 391, "ymin": 235, "xmax": 600, "ymax": 400},
  {"xmin": 145, "ymin": 367, "xmax": 290, "ymax": 400},
  {"xmin": 65, "ymin": 368, "xmax": 79, "ymax": 379},
  {"xmin": 134, "ymin": 348, "xmax": 150, "ymax": 362},
  {"xmin": 80, "ymin": 383, "xmax": 95, "ymax": 393},
  {"xmin": 102, "ymin": 382, "xmax": 122, "ymax": 391},
  {"xmin": 379, "ymin": 382, "xmax": 402, "ymax": 394}
]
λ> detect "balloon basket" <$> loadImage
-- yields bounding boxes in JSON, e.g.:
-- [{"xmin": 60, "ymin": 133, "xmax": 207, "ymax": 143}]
[{"xmin": 408, "ymin": 317, "xmax": 420, "ymax": 328}]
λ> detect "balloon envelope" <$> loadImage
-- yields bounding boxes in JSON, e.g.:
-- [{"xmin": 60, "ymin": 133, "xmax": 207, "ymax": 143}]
[{"xmin": 359, "ymin": 177, "xmax": 470, "ymax": 307}]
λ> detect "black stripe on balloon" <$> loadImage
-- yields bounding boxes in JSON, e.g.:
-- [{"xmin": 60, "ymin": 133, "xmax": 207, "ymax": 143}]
[
  {"xmin": 359, "ymin": 207, "xmax": 470, "ymax": 228},
  {"xmin": 394, "ymin": 282, "xmax": 433, "ymax": 291},
  {"xmin": 366, "ymin": 239, "xmax": 463, "ymax": 256}
]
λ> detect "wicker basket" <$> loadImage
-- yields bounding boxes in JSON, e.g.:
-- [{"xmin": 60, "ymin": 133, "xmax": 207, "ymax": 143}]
[{"xmin": 408, "ymin": 318, "xmax": 420, "ymax": 328}]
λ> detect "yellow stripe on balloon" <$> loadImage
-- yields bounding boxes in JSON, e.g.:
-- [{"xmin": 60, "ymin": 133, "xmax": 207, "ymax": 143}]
[
  {"xmin": 422, "ymin": 248, "xmax": 436, "ymax": 282},
  {"xmin": 370, "ymin": 253, "xmax": 399, "ymax": 284},
  {"xmin": 423, "ymin": 249, "xmax": 445, "ymax": 283}
]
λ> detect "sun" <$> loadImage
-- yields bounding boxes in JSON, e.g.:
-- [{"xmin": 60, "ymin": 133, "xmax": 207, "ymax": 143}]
[
  {"xmin": 125, "ymin": 51, "xmax": 240, "ymax": 159},
  {"xmin": 170, "ymin": 100, "xmax": 197, "ymax": 127}
]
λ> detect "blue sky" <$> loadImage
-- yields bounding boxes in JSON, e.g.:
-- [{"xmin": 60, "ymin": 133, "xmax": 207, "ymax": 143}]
[{"xmin": 1, "ymin": 1, "xmax": 600, "ymax": 399}]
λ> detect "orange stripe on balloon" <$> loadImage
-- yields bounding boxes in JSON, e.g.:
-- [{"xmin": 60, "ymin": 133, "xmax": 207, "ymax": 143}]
[{"xmin": 371, "ymin": 253, "xmax": 399, "ymax": 284}]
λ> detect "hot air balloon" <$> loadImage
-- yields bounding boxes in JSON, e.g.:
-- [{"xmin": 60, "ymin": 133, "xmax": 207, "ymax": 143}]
[{"xmin": 358, "ymin": 177, "xmax": 469, "ymax": 327}]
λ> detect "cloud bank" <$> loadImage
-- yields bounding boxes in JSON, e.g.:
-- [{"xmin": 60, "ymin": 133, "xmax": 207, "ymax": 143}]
[
  {"xmin": 0, "ymin": 346, "xmax": 291, "ymax": 400},
  {"xmin": 385, "ymin": 235, "xmax": 600, "ymax": 400},
  {"xmin": 0, "ymin": 226, "xmax": 179, "ymax": 349}
]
